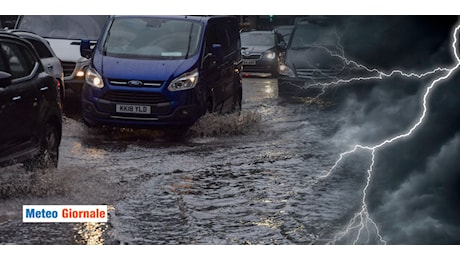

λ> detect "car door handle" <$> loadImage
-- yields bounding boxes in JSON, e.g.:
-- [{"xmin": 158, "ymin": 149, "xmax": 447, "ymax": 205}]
[
  {"xmin": 40, "ymin": 87, "xmax": 49, "ymax": 91},
  {"xmin": 12, "ymin": 96, "xmax": 21, "ymax": 101},
  {"xmin": 47, "ymin": 64, "xmax": 53, "ymax": 69}
]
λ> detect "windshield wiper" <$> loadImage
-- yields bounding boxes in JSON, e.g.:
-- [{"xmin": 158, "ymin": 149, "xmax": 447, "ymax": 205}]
[{"xmin": 184, "ymin": 23, "xmax": 194, "ymax": 59}]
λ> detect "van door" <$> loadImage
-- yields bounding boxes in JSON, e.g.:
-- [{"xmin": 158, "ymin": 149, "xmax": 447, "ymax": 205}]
[
  {"xmin": 200, "ymin": 17, "xmax": 240, "ymax": 114},
  {"xmin": 200, "ymin": 20, "xmax": 226, "ymax": 113},
  {"xmin": 214, "ymin": 18, "xmax": 238, "ymax": 112},
  {"xmin": 222, "ymin": 17, "xmax": 242, "ymax": 111}
]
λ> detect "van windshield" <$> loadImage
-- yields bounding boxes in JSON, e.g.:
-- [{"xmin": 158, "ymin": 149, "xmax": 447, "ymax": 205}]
[
  {"xmin": 17, "ymin": 15, "xmax": 108, "ymax": 40},
  {"xmin": 290, "ymin": 24, "xmax": 339, "ymax": 49},
  {"xmin": 102, "ymin": 17, "xmax": 203, "ymax": 60}
]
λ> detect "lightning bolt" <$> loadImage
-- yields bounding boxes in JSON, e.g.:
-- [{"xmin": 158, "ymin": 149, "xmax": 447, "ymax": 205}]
[
  {"xmin": 316, "ymin": 22, "xmax": 460, "ymax": 244},
  {"xmin": 297, "ymin": 26, "xmax": 450, "ymax": 99}
]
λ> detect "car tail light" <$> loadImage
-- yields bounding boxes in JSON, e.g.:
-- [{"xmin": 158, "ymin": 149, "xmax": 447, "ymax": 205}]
[{"xmin": 55, "ymin": 79, "xmax": 61, "ymax": 90}]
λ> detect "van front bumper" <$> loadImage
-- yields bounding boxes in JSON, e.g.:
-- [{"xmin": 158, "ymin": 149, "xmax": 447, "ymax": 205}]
[{"xmin": 81, "ymin": 98, "xmax": 202, "ymax": 128}]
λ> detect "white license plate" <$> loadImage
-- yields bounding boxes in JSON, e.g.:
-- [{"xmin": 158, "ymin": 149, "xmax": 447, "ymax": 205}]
[
  {"xmin": 243, "ymin": 59, "xmax": 256, "ymax": 65},
  {"xmin": 116, "ymin": 104, "xmax": 151, "ymax": 114}
]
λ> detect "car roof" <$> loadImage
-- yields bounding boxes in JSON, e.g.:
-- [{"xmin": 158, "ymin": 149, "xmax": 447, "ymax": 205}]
[
  {"xmin": 110, "ymin": 15, "xmax": 236, "ymax": 24},
  {"xmin": 274, "ymin": 25, "xmax": 294, "ymax": 29},
  {"xmin": 6, "ymin": 29, "xmax": 48, "ymax": 41},
  {"xmin": 0, "ymin": 30, "xmax": 37, "ymax": 46},
  {"xmin": 0, "ymin": 30, "xmax": 22, "ymax": 40},
  {"xmin": 0, "ymin": 30, "xmax": 43, "ymax": 61},
  {"xmin": 295, "ymin": 16, "xmax": 337, "ymax": 27},
  {"xmin": 6, "ymin": 30, "xmax": 57, "ymax": 56},
  {"xmin": 241, "ymin": 30, "xmax": 275, "ymax": 34}
]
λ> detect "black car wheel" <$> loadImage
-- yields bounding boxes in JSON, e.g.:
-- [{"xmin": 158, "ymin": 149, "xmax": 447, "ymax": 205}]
[{"xmin": 25, "ymin": 122, "xmax": 60, "ymax": 170}]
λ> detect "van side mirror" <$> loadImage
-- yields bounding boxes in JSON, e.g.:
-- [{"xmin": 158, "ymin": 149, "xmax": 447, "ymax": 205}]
[
  {"xmin": 80, "ymin": 39, "xmax": 93, "ymax": 59},
  {"xmin": 0, "ymin": 71, "xmax": 12, "ymax": 88},
  {"xmin": 211, "ymin": 44, "xmax": 224, "ymax": 64}
]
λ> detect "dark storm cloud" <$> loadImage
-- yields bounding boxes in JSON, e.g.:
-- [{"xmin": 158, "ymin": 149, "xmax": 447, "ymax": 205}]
[
  {"xmin": 370, "ymin": 70, "xmax": 460, "ymax": 244},
  {"xmin": 330, "ymin": 77, "xmax": 423, "ymax": 146},
  {"xmin": 375, "ymin": 132, "xmax": 460, "ymax": 244},
  {"xmin": 335, "ymin": 16, "xmax": 457, "ymax": 71},
  {"xmin": 327, "ymin": 16, "xmax": 460, "ymax": 244}
]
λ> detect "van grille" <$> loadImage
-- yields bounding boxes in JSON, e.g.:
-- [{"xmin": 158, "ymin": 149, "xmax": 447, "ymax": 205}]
[
  {"xmin": 102, "ymin": 91, "xmax": 169, "ymax": 104},
  {"xmin": 61, "ymin": 61, "xmax": 76, "ymax": 77},
  {"xmin": 109, "ymin": 79, "xmax": 163, "ymax": 88}
]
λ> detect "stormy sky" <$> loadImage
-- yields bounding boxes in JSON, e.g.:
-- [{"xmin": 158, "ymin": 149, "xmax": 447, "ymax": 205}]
[{"xmin": 326, "ymin": 16, "xmax": 460, "ymax": 244}]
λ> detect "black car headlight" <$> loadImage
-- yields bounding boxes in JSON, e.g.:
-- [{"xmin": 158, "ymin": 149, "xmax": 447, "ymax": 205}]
[{"xmin": 279, "ymin": 64, "xmax": 295, "ymax": 77}]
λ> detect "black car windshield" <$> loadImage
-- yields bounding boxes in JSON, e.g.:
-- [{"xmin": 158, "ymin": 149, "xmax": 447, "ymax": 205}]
[
  {"xmin": 241, "ymin": 32, "xmax": 274, "ymax": 46},
  {"xmin": 17, "ymin": 15, "xmax": 108, "ymax": 40},
  {"xmin": 290, "ymin": 24, "xmax": 339, "ymax": 49},
  {"xmin": 102, "ymin": 17, "xmax": 203, "ymax": 60}
]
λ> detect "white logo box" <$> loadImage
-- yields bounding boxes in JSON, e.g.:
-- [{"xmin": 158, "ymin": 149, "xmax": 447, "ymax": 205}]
[{"xmin": 23, "ymin": 205, "xmax": 108, "ymax": 223}]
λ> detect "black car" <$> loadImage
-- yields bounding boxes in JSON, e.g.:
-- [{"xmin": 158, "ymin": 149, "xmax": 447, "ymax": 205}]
[
  {"xmin": 0, "ymin": 31, "xmax": 62, "ymax": 170},
  {"xmin": 278, "ymin": 18, "xmax": 366, "ymax": 98},
  {"xmin": 241, "ymin": 30, "xmax": 286, "ymax": 77}
]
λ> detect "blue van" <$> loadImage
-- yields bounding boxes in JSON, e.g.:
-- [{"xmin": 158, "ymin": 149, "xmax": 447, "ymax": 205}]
[{"xmin": 80, "ymin": 15, "xmax": 242, "ymax": 128}]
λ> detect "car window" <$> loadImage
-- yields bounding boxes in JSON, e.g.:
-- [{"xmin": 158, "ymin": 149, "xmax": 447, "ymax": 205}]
[
  {"xmin": 275, "ymin": 33, "xmax": 285, "ymax": 45},
  {"xmin": 0, "ymin": 47, "xmax": 9, "ymax": 72},
  {"xmin": 204, "ymin": 21, "xmax": 221, "ymax": 56},
  {"xmin": 290, "ymin": 24, "xmax": 339, "ymax": 49},
  {"xmin": 205, "ymin": 18, "xmax": 239, "ymax": 57},
  {"xmin": 241, "ymin": 33, "xmax": 274, "ymax": 46},
  {"xmin": 218, "ymin": 29, "xmax": 230, "ymax": 54},
  {"xmin": 226, "ymin": 20, "xmax": 240, "ymax": 54},
  {"xmin": 0, "ymin": 42, "xmax": 36, "ymax": 79},
  {"xmin": 25, "ymin": 38, "xmax": 53, "ymax": 58}
]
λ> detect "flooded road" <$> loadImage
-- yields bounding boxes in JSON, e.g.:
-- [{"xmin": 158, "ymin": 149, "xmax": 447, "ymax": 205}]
[{"xmin": 0, "ymin": 77, "xmax": 382, "ymax": 245}]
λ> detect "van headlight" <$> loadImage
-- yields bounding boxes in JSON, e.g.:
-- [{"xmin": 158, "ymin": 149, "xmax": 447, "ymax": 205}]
[
  {"xmin": 167, "ymin": 69, "xmax": 199, "ymax": 92},
  {"xmin": 85, "ymin": 67, "xmax": 104, "ymax": 88},
  {"xmin": 279, "ymin": 64, "xmax": 295, "ymax": 77}
]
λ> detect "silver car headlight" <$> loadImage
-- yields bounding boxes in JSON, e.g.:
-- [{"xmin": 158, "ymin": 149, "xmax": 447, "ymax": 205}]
[
  {"xmin": 265, "ymin": 52, "xmax": 276, "ymax": 59},
  {"xmin": 168, "ymin": 69, "xmax": 199, "ymax": 92}
]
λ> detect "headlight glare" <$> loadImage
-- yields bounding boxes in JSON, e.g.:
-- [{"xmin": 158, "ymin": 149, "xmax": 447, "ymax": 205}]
[
  {"xmin": 279, "ymin": 64, "xmax": 295, "ymax": 77},
  {"xmin": 265, "ymin": 52, "xmax": 276, "ymax": 59},
  {"xmin": 85, "ymin": 67, "xmax": 104, "ymax": 88},
  {"xmin": 168, "ymin": 69, "xmax": 199, "ymax": 92}
]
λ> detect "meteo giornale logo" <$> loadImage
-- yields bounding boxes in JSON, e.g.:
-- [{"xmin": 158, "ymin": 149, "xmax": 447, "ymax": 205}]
[{"xmin": 23, "ymin": 205, "xmax": 108, "ymax": 223}]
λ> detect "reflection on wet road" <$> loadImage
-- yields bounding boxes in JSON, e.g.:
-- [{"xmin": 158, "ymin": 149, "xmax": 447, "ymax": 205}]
[{"xmin": 0, "ymin": 77, "xmax": 368, "ymax": 245}]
